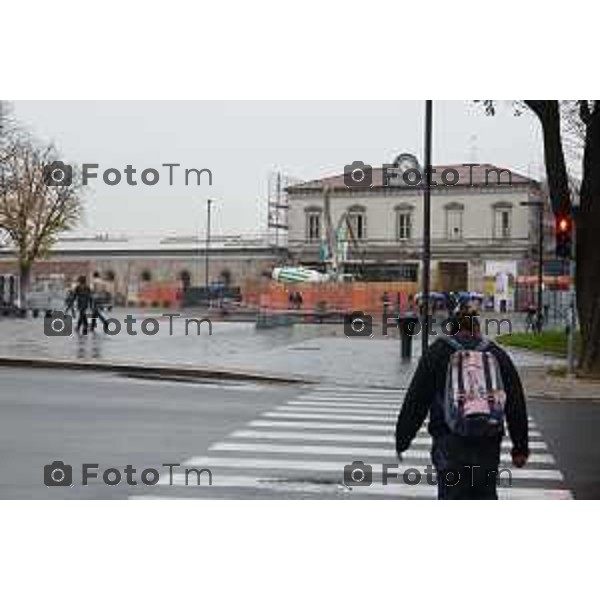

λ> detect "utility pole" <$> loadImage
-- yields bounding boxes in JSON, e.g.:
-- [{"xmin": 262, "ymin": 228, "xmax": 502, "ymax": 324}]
[
  {"xmin": 205, "ymin": 198, "xmax": 213, "ymax": 292},
  {"xmin": 275, "ymin": 172, "xmax": 281, "ymax": 248},
  {"xmin": 421, "ymin": 100, "xmax": 433, "ymax": 356},
  {"xmin": 567, "ymin": 257, "xmax": 576, "ymax": 376},
  {"xmin": 536, "ymin": 203, "xmax": 544, "ymax": 333}
]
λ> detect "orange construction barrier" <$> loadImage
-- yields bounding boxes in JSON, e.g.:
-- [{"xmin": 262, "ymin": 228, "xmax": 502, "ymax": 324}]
[{"xmin": 246, "ymin": 281, "xmax": 418, "ymax": 315}]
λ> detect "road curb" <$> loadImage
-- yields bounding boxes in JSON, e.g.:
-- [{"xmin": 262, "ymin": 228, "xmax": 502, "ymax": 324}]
[{"xmin": 0, "ymin": 356, "xmax": 316, "ymax": 385}]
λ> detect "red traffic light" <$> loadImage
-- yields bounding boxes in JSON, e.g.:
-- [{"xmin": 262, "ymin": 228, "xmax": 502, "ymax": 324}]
[{"xmin": 555, "ymin": 214, "xmax": 573, "ymax": 259}]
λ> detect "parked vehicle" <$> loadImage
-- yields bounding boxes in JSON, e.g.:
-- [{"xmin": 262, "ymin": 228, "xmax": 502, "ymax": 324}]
[{"xmin": 27, "ymin": 276, "xmax": 67, "ymax": 317}]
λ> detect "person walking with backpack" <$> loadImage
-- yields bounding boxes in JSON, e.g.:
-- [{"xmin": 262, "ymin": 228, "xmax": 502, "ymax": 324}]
[{"xmin": 395, "ymin": 307, "xmax": 529, "ymax": 500}]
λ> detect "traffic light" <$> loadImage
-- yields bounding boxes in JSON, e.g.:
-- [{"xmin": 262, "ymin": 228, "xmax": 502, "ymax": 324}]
[{"xmin": 555, "ymin": 214, "xmax": 573, "ymax": 259}]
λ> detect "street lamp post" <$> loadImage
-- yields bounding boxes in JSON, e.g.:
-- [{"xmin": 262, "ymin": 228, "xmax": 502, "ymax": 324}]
[
  {"xmin": 421, "ymin": 100, "xmax": 433, "ymax": 355},
  {"xmin": 205, "ymin": 198, "xmax": 214, "ymax": 294},
  {"xmin": 521, "ymin": 200, "xmax": 545, "ymax": 333}
]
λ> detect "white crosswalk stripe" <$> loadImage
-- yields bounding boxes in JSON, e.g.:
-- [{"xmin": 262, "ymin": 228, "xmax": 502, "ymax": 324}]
[
  {"xmin": 238, "ymin": 425, "xmax": 547, "ymax": 448},
  {"xmin": 210, "ymin": 442, "xmax": 556, "ymax": 465},
  {"xmin": 137, "ymin": 384, "xmax": 572, "ymax": 500}
]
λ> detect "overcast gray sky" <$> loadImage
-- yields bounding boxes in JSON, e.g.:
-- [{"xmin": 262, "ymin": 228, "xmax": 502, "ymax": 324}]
[{"xmin": 11, "ymin": 101, "xmax": 545, "ymax": 238}]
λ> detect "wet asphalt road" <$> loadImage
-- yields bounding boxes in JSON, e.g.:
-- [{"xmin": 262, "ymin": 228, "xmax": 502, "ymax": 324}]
[
  {"xmin": 1, "ymin": 366, "xmax": 599, "ymax": 499},
  {"xmin": 0, "ymin": 367, "xmax": 289, "ymax": 499}
]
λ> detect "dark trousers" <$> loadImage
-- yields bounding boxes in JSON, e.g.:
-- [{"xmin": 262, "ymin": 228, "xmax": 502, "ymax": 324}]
[
  {"xmin": 76, "ymin": 310, "xmax": 89, "ymax": 334},
  {"xmin": 89, "ymin": 306, "xmax": 107, "ymax": 332},
  {"xmin": 432, "ymin": 433, "xmax": 502, "ymax": 500},
  {"xmin": 437, "ymin": 467, "xmax": 498, "ymax": 500}
]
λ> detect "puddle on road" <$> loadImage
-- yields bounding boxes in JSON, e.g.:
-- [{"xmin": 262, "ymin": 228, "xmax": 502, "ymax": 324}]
[{"xmin": 257, "ymin": 476, "xmax": 351, "ymax": 495}]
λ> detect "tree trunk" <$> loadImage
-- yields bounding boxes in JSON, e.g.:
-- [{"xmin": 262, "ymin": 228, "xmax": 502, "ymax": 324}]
[
  {"xmin": 524, "ymin": 101, "xmax": 571, "ymax": 215},
  {"xmin": 524, "ymin": 100, "xmax": 600, "ymax": 377},
  {"xmin": 18, "ymin": 264, "xmax": 30, "ymax": 311},
  {"xmin": 577, "ymin": 105, "xmax": 600, "ymax": 376}
]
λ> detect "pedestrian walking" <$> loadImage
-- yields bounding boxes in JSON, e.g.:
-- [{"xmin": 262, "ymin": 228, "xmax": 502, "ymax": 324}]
[
  {"xmin": 72, "ymin": 275, "xmax": 92, "ymax": 335},
  {"xmin": 89, "ymin": 273, "xmax": 108, "ymax": 332},
  {"xmin": 394, "ymin": 306, "xmax": 529, "ymax": 500},
  {"xmin": 64, "ymin": 285, "xmax": 77, "ymax": 318},
  {"xmin": 446, "ymin": 291, "xmax": 457, "ymax": 318},
  {"xmin": 294, "ymin": 291, "xmax": 303, "ymax": 311},
  {"xmin": 525, "ymin": 304, "xmax": 537, "ymax": 333}
]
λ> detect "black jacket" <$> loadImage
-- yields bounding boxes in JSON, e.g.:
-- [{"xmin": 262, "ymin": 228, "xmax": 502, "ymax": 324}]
[
  {"xmin": 72, "ymin": 283, "xmax": 92, "ymax": 312},
  {"xmin": 395, "ymin": 335, "xmax": 529, "ymax": 465}
]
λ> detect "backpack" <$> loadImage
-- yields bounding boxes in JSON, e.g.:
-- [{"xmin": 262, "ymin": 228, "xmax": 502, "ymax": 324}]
[{"xmin": 442, "ymin": 337, "xmax": 507, "ymax": 437}]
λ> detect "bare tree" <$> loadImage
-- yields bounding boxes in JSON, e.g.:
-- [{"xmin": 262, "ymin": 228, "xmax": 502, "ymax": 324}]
[
  {"xmin": 0, "ymin": 129, "xmax": 82, "ymax": 307},
  {"xmin": 480, "ymin": 100, "xmax": 600, "ymax": 376}
]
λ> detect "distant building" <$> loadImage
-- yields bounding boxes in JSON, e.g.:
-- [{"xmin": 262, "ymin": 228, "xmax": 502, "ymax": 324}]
[
  {"xmin": 0, "ymin": 154, "xmax": 562, "ymax": 312},
  {"xmin": 286, "ymin": 154, "xmax": 553, "ymax": 310},
  {"xmin": 0, "ymin": 234, "xmax": 284, "ymax": 306}
]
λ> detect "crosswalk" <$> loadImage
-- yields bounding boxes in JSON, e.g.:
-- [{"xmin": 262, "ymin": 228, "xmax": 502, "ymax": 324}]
[{"xmin": 134, "ymin": 384, "xmax": 573, "ymax": 500}]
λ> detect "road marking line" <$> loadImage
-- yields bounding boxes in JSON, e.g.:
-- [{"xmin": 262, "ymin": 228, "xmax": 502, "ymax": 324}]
[
  {"xmin": 262, "ymin": 411, "xmax": 397, "ymax": 422},
  {"xmin": 264, "ymin": 411, "xmax": 541, "ymax": 431},
  {"xmin": 210, "ymin": 442, "xmax": 556, "ymax": 465},
  {"xmin": 277, "ymin": 406, "xmax": 398, "ymax": 416},
  {"xmin": 183, "ymin": 455, "xmax": 563, "ymax": 481},
  {"xmin": 309, "ymin": 387, "xmax": 402, "ymax": 395},
  {"xmin": 290, "ymin": 400, "xmax": 402, "ymax": 409},
  {"xmin": 230, "ymin": 429, "xmax": 549, "ymax": 450},
  {"xmin": 234, "ymin": 429, "xmax": 400, "ymax": 443},
  {"xmin": 298, "ymin": 395, "xmax": 400, "ymax": 404},
  {"xmin": 245, "ymin": 422, "xmax": 549, "ymax": 449},
  {"xmin": 252, "ymin": 419, "xmax": 398, "ymax": 431},
  {"xmin": 276, "ymin": 409, "xmax": 543, "ymax": 437}
]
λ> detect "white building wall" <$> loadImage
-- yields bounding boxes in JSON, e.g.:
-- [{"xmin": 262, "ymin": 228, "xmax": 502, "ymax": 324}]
[{"xmin": 288, "ymin": 188, "xmax": 533, "ymax": 243}]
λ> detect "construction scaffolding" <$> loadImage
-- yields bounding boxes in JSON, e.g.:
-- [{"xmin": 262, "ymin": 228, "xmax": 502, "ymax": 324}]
[{"xmin": 267, "ymin": 171, "xmax": 295, "ymax": 248}]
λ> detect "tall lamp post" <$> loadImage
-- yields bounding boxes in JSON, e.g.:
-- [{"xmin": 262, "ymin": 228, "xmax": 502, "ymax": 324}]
[
  {"xmin": 421, "ymin": 100, "xmax": 433, "ymax": 355},
  {"xmin": 205, "ymin": 198, "xmax": 214, "ymax": 292},
  {"xmin": 521, "ymin": 200, "xmax": 545, "ymax": 333}
]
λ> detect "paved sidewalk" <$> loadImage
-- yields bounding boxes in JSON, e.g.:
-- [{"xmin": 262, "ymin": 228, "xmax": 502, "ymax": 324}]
[
  {"xmin": 0, "ymin": 311, "xmax": 564, "ymax": 388},
  {"xmin": 520, "ymin": 367, "xmax": 600, "ymax": 400}
]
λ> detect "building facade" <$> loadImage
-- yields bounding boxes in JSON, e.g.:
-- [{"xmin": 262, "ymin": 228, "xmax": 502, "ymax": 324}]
[
  {"xmin": 286, "ymin": 155, "xmax": 550, "ymax": 310},
  {"xmin": 0, "ymin": 235, "xmax": 284, "ymax": 306}
]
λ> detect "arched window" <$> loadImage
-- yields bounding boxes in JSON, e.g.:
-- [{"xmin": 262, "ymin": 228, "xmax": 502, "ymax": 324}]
[{"xmin": 141, "ymin": 269, "xmax": 152, "ymax": 282}]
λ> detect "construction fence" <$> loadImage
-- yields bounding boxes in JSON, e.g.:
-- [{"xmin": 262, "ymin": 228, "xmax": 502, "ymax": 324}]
[{"xmin": 243, "ymin": 281, "xmax": 419, "ymax": 315}]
